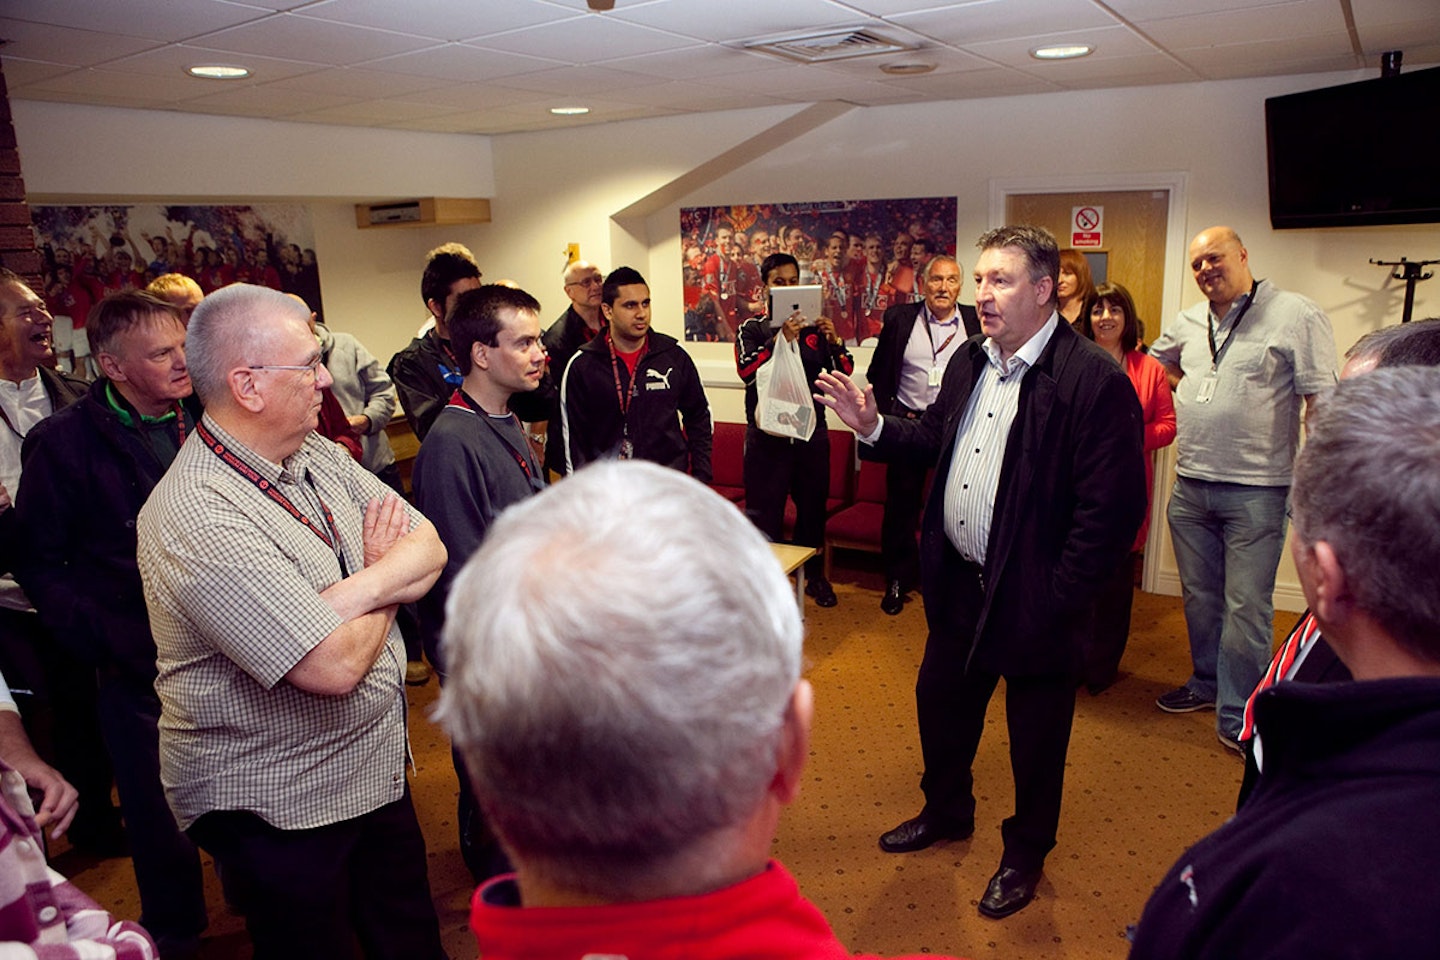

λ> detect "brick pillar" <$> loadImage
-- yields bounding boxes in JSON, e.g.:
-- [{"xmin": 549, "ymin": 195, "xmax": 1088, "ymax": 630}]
[{"xmin": 0, "ymin": 57, "xmax": 42, "ymax": 288}]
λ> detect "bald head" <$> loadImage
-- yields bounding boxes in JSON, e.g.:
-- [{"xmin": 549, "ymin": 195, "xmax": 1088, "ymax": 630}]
[
  {"xmin": 563, "ymin": 260, "xmax": 604, "ymax": 314},
  {"xmin": 1188, "ymin": 225, "xmax": 1253, "ymax": 311},
  {"xmin": 187, "ymin": 283, "xmax": 312, "ymax": 407}
]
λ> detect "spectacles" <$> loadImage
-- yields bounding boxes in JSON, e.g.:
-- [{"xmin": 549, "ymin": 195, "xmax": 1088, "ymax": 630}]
[
  {"xmin": 565, "ymin": 277, "xmax": 604, "ymax": 288},
  {"xmin": 249, "ymin": 354, "xmax": 323, "ymax": 378}
]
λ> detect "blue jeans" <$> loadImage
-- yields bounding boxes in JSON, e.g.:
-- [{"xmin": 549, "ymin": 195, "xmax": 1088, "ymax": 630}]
[{"xmin": 1166, "ymin": 477, "xmax": 1289, "ymax": 739}]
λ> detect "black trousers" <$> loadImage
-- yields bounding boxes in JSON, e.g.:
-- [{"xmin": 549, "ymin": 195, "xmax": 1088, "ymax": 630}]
[
  {"xmin": 98, "ymin": 677, "xmax": 207, "ymax": 953},
  {"xmin": 1082, "ymin": 551, "xmax": 1138, "ymax": 689},
  {"xmin": 916, "ymin": 550, "xmax": 1077, "ymax": 872},
  {"xmin": 880, "ymin": 407, "xmax": 925, "ymax": 585},
  {"xmin": 743, "ymin": 424, "xmax": 830, "ymax": 578},
  {"xmin": 188, "ymin": 792, "xmax": 446, "ymax": 960}
]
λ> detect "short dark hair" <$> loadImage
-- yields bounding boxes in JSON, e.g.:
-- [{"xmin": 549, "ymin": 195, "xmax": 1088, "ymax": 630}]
[
  {"xmin": 602, "ymin": 266, "xmax": 647, "ymax": 308},
  {"xmin": 976, "ymin": 224, "xmax": 1060, "ymax": 303},
  {"xmin": 421, "ymin": 251, "xmax": 481, "ymax": 309},
  {"xmin": 759, "ymin": 253, "xmax": 798, "ymax": 285},
  {"xmin": 450, "ymin": 284, "xmax": 542, "ymax": 376},
  {"xmin": 1080, "ymin": 282, "xmax": 1142, "ymax": 354},
  {"xmin": 87, "ymin": 290, "xmax": 182, "ymax": 357}
]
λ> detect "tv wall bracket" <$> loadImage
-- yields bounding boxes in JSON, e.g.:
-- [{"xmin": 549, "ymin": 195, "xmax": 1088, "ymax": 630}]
[{"xmin": 1370, "ymin": 256, "xmax": 1437, "ymax": 324}]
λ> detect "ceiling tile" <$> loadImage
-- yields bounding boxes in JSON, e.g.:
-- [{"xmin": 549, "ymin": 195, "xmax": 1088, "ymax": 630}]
[
  {"xmin": 961, "ymin": 25, "xmax": 1158, "ymax": 67},
  {"xmin": 484, "ymin": 64, "xmax": 664, "ymax": 96},
  {"xmin": 194, "ymin": 12, "xmax": 439, "ymax": 65},
  {"xmin": 103, "ymin": 44, "xmax": 326, "ymax": 83},
  {"xmin": 1140, "ymin": 0, "xmax": 1350, "ymax": 48},
  {"xmin": 362, "ymin": 43, "xmax": 563, "ymax": 82},
  {"xmin": 0, "ymin": 0, "xmax": 264, "ymax": 41},
  {"xmin": 0, "ymin": 57, "xmax": 82, "ymax": 88},
  {"xmin": 890, "ymin": 0, "xmax": 1122, "ymax": 47},
  {"xmin": 18, "ymin": 66, "xmax": 211, "ymax": 102},
  {"xmin": 386, "ymin": 82, "xmax": 555, "ymax": 112},
  {"xmin": 259, "ymin": 67, "xmax": 450, "ymax": 100},
  {"xmin": 0, "ymin": 18, "xmax": 162, "ymax": 66},
  {"xmin": 603, "ymin": 0, "xmax": 862, "ymax": 44},
  {"xmin": 182, "ymin": 85, "xmax": 362, "ymax": 116},
  {"xmin": 467, "ymin": 13, "xmax": 694, "ymax": 63},
  {"xmin": 294, "ymin": 0, "xmax": 581, "ymax": 42}
]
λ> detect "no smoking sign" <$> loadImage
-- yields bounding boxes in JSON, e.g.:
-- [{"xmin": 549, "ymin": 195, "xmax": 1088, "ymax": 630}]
[{"xmin": 1071, "ymin": 205, "xmax": 1103, "ymax": 248}]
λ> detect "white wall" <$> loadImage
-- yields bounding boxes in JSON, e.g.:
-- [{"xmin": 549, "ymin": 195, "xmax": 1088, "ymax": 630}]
[{"xmin": 14, "ymin": 68, "xmax": 1439, "ymax": 608}]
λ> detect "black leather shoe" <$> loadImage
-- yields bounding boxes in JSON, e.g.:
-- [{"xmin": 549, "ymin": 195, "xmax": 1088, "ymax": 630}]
[
  {"xmin": 878, "ymin": 814, "xmax": 974, "ymax": 853},
  {"xmin": 806, "ymin": 576, "xmax": 838, "ymax": 608},
  {"xmin": 880, "ymin": 580, "xmax": 905, "ymax": 615},
  {"xmin": 978, "ymin": 865, "xmax": 1042, "ymax": 919}
]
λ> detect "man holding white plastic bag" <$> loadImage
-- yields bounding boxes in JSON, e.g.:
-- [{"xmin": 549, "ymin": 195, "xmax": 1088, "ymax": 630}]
[{"xmin": 736, "ymin": 252, "xmax": 854, "ymax": 607}]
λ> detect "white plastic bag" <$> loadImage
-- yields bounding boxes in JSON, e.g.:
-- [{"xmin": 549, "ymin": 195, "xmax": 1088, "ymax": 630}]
[{"xmin": 755, "ymin": 333, "xmax": 816, "ymax": 442}]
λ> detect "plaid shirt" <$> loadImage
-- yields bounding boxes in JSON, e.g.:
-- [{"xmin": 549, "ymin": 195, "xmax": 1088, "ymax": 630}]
[
  {"xmin": 138, "ymin": 415, "xmax": 414, "ymax": 831},
  {"xmin": 0, "ymin": 758, "xmax": 158, "ymax": 958}
]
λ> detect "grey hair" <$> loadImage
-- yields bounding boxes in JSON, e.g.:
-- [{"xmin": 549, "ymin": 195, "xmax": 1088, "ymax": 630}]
[
  {"xmin": 1346, "ymin": 317, "xmax": 1440, "ymax": 366},
  {"xmin": 922, "ymin": 255, "xmax": 961, "ymax": 283},
  {"xmin": 434, "ymin": 460, "xmax": 803, "ymax": 881},
  {"xmin": 186, "ymin": 283, "xmax": 311, "ymax": 406},
  {"xmin": 1291, "ymin": 367, "xmax": 1440, "ymax": 662}
]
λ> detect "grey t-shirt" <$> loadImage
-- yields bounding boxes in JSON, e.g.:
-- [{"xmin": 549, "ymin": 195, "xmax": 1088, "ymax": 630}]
[{"xmin": 1150, "ymin": 281, "xmax": 1337, "ymax": 486}]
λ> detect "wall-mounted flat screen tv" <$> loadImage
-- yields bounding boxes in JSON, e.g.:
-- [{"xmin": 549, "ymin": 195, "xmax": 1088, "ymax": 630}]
[{"xmin": 1266, "ymin": 65, "xmax": 1440, "ymax": 229}]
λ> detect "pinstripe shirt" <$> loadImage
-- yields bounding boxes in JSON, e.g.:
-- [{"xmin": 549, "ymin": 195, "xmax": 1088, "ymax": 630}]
[
  {"xmin": 137, "ymin": 415, "xmax": 413, "ymax": 831},
  {"xmin": 943, "ymin": 315, "xmax": 1059, "ymax": 563}
]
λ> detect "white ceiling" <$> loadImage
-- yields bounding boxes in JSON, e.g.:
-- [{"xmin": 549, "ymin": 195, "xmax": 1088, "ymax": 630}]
[{"xmin": 1, "ymin": 0, "xmax": 1436, "ymax": 135}]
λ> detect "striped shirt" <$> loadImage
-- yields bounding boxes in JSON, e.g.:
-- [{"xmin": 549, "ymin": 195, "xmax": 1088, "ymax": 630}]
[
  {"xmin": 137, "ymin": 415, "xmax": 415, "ymax": 831},
  {"xmin": 943, "ymin": 314, "xmax": 1059, "ymax": 563}
]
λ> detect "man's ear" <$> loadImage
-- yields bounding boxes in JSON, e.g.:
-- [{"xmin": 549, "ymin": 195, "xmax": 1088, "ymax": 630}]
[
  {"xmin": 1035, "ymin": 275, "xmax": 1054, "ymax": 306},
  {"xmin": 97, "ymin": 351, "xmax": 125, "ymax": 383},
  {"xmin": 230, "ymin": 368, "xmax": 264, "ymax": 413},
  {"xmin": 601, "ymin": 302, "xmax": 614, "ymax": 323},
  {"xmin": 1309, "ymin": 540, "xmax": 1357, "ymax": 627},
  {"xmin": 426, "ymin": 298, "xmax": 444, "ymax": 322},
  {"xmin": 471, "ymin": 341, "xmax": 488, "ymax": 373},
  {"xmin": 771, "ymin": 679, "xmax": 813, "ymax": 806}
]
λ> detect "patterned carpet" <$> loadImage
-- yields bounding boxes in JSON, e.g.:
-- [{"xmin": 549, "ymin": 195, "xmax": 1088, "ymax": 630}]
[{"xmin": 56, "ymin": 553, "xmax": 1292, "ymax": 959}]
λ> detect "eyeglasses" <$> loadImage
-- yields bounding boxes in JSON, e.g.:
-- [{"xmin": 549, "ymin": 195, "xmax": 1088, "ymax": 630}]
[
  {"xmin": 249, "ymin": 354, "xmax": 323, "ymax": 378},
  {"xmin": 565, "ymin": 277, "xmax": 604, "ymax": 288}
]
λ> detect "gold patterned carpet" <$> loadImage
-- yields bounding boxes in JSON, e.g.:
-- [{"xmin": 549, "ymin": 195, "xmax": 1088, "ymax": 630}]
[{"xmin": 55, "ymin": 554, "xmax": 1290, "ymax": 959}]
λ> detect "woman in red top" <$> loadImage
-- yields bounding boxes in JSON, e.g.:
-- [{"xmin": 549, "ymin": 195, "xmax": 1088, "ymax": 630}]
[{"xmin": 1079, "ymin": 281, "xmax": 1175, "ymax": 693}]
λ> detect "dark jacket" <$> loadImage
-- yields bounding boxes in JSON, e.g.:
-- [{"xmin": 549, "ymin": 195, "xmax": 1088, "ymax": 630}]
[
  {"xmin": 0, "ymin": 367, "xmax": 86, "ymax": 576},
  {"xmin": 866, "ymin": 300, "xmax": 980, "ymax": 416},
  {"xmin": 1132, "ymin": 677, "xmax": 1440, "ymax": 960},
  {"xmin": 560, "ymin": 331, "xmax": 712, "ymax": 481},
  {"xmin": 871, "ymin": 321, "xmax": 1145, "ymax": 676},
  {"xmin": 541, "ymin": 306, "xmax": 600, "ymax": 475},
  {"xmin": 389, "ymin": 329, "xmax": 553, "ymax": 443},
  {"xmin": 13, "ymin": 378, "xmax": 202, "ymax": 686},
  {"xmin": 735, "ymin": 314, "xmax": 854, "ymax": 429}
]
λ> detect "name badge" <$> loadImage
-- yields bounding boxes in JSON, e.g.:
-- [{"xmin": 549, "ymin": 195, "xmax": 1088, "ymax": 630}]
[
  {"xmin": 1195, "ymin": 371, "xmax": 1218, "ymax": 403},
  {"xmin": 928, "ymin": 366, "xmax": 942, "ymax": 387}
]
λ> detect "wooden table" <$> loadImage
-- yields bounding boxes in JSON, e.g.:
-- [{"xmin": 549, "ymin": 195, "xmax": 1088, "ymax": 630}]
[{"xmin": 770, "ymin": 543, "xmax": 817, "ymax": 607}]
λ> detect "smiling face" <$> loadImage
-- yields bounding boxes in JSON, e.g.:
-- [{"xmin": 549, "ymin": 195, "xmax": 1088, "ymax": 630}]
[
  {"xmin": 1057, "ymin": 267, "xmax": 1077, "ymax": 301},
  {"xmin": 863, "ymin": 236, "xmax": 884, "ymax": 267},
  {"xmin": 1189, "ymin": 228, "xmax": 1253, "ymax": 310},
  {"xmin": 973, "ymin": 245, "xmax": 1053, "ymax": 360},
  {"xmin": 0, "ymin": 281, "xmax": 54, "ymax": 379},
  {"xmin": 1089, "ymin": 297, "xmax": 1126, "ymax": 352}
]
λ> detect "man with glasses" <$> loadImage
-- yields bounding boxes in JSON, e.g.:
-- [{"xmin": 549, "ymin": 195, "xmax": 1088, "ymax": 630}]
[
  {"xmin": 541, "ymin": 260, "xmax": 605, "ymax": 477},
  {"xmin": 137, "ymin": 284, "xmax": 448, "ymax": 959},
  {"xmin": 0, "ymin": 268, "xmax": 123, "ymax": 856}
]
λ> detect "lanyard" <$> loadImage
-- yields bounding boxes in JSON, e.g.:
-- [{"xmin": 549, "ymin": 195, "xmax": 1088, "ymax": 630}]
[
  {"xmin": 196, "ymin": 420, "xmax": 346, "ymax": 567},
  {"xmin": 1206, "ymin": 279, "xmax": 1261, "ymax": 369},
  {"xmin": 447, "ymin": 390, "xmax": 545, "ymax": 491},
  {"xmin": 433, "ymin": 334, "xmax": 463, "ymax": 388},
  {"xmin": 921, "ymin": 308, "xmax": 960, "ymax": 364},
  {"xmin": 607, "ymin": 332, "xmax": 648, "ymax": 418}
]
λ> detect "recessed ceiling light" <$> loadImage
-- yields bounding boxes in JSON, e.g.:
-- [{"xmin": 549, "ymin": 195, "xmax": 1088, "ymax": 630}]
[
  {"xmin": 187, "ymin": 64, "xmax": 251, "ymax": 80},
  {"xmin": 549, "ymin": 106, "xmax": 590, "ymax": 116},
  {"xmin": 880, "ymin": 61, "xmax": 936, "ymax": 76},
  {"xmin": 1030, "ymin": 44, "xmax": 1093, "ymax": 60}
]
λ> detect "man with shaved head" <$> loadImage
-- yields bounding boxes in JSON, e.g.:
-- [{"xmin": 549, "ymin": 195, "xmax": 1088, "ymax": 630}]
[{"xmin": 1150, "ymin": 226, "xmax": 1337, "ymax": 752}]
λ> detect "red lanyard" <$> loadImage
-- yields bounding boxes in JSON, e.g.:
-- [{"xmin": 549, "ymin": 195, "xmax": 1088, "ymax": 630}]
[
  {"xmin": 607, "ymin": 331, "xmax": 648, "ymax": 418},
  {"xmin": 447, "ymin": 389, "xmax": 542, "ymax": 487},
  {"xmin": 196, "ymin": 420, "xmax": 343, "ymax": 556}
]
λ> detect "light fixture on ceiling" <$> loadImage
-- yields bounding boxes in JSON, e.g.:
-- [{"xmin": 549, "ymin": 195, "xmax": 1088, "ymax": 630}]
[
  {"xmin": 549, "ymin": 106, "xmax": 590, "ymax": 116},
  {"xmin": 187, "ymin": 64, "xmax": 251, "ymax": 80},
  {"xmin": 587, "ymin": 0, "xmax": 615, "ymax": 9},
  {"xmin": 1030, "ymin": 44, "xmax": 1093, "ymax": 61},
  {"xmin": 880, "ymin": 61, "xmax": 936, "ymax": 76}
]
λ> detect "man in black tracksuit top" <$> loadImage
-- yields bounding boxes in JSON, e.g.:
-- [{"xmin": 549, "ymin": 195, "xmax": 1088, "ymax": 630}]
[
  {"xmin": 735, "ymin": 252, "xmax": 853, "ymax": 607},
  {"xmin": 561, "ymin": 266, "xmax": 711, "ymax": 482}
]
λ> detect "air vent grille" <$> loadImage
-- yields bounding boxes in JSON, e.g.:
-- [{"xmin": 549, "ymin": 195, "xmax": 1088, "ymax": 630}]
[{"xmin": 744, "ymin": 29, "xmax": 911, "ymax": 64}]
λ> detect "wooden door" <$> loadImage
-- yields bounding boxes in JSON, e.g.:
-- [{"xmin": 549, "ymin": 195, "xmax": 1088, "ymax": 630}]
[{"xmin": 1006, "ymin": 189, "xmax": 1170, "ymax": 344}]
